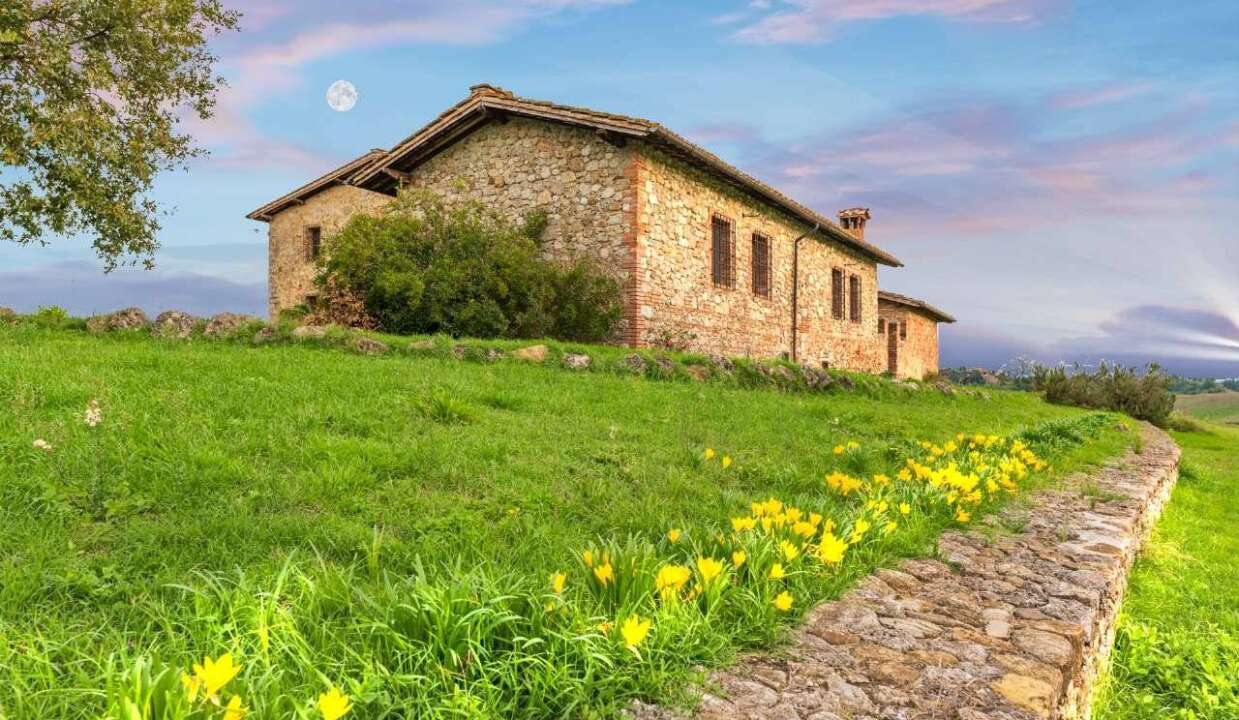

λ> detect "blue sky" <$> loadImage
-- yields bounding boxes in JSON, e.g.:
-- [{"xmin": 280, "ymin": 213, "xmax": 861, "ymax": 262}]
[{"xmin": 2, "ymin": 0, "xmax": 1237, "ymax": 375}]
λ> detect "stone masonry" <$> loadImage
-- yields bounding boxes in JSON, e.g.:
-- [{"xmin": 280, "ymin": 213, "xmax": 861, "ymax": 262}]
[
  {"xmin": 629, "ymin": 423, "xmax": 1180, "ymax": 720},
  {"xmin": 251, "ymin": 85, "xmax": 950, "ymax": 378},
  {"xmin": 878, "ymin": 305, "xmax": 942, "ymax": 379}
]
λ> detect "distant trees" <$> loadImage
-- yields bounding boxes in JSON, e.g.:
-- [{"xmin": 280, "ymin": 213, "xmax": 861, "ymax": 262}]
[
  {"xmin": 319, "ymin": 190, "xmax": 622, "ymax": 342},
  {"xmin": 1, "ymin": 0, "xmax": 238, "ymax": 267}
]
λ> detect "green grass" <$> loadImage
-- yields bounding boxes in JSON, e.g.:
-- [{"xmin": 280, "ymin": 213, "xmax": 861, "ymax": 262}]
[
  {"xmin": 1095, "ymin": 418, "xmax": 1239, "ymax": 718},
  {"xmin": 0, "ymin": 322, "xmax": 1130, "ymax": 719},
  {"xmin": 1174, "ymin": 390, "xmax": 1239, "ymax": 425}
]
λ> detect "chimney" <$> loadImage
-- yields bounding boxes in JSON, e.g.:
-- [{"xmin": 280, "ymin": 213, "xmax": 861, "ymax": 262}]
[
  {"xmin": 837, "ymin": 207, "xmax": 871, "ymax": 241},
  {"xmin": 469, "ymin": 83, "xmax": 513, "ymax": 99}
]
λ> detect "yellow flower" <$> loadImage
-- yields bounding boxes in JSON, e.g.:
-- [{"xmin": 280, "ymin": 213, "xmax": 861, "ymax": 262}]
[
  {"xmin": 832, "ymin": 445, "xmax": 845, "ymax": 455},
  {"xmin": 620, "ymin": 615, "xmax": 652, "ymax": 649},
  {"xmin": 897, "ymin": 468, "xmax": 912, "ymax": 481},
  {"xmin": 873, "ymin": 474, "xmax": 890, "ymax": 486},
  {"xmin": 731, "ymin": 550, "xmax": 747, "ymax": 568},
  {"xmin": 593, "ymin": 563, "xmax": 614, "ymax": 586},
  {"xmin": 779, "ymin": 540, "xmax": 800, "ymax": 561},
  {"xmin": 785, "ymin": 507, "xmax": 802, "ymax": 523},
  {"xmin": 582, "ymin": 550, "xmax": 594, "ymax": 568},
  {"xmin": 192, "ymin": 653, "xmax": 240, "ymax": 699},
  {"xmin": 180, "ymin": 672, "xmax": 202, "ymax": 702},
  {"xmin": 792, "ymin": 520, "xmax": 816, "ymax": 538},
  {"xmin": 955, "ymin": 507, "xmax": 971, "ymax": 523},
  {"xmin": 846, "ymin": 441, "xmax": 860, "ymax": 451},
  {"xmin": 817, "ymin": 531, "xmax": 848, "ymax": 564},
  {"xmin": 769, "ymin": 562, "xmax": 786, "ymax": 580},
  {"xmin": 224, "ymin": 695, "xmax": 247, "ymax": 720},
  {"xmin": 773, "ymin": 591, "xmax": 794, "ymax": 612},
  {"xmin": 704, "ymin": 447, "xmax": 716, "ymax": 460},
  {"xmin": 667, "ymin": 528, "xmax": 682, "ymax": 543},
  {"xmin": 850, "ymin": 518, "xmax": 871, "ymax": 543},
  {"xmin": 899, "ymin": 503, "xmax": 911, "ymax": 515},
  {"xmin": 598, "ymin": 620, "xmax": 613, "ymax": 634},
  {"xmin": 655, "ymin": 564, "xmax": 692, "ymax": 596},
  {"xmin": 731, "ymin": 516, "xmax": 756, "ymax": 532},
  {"xmin": 696, "ymin": 557, "xmax": 724, "ymax": 584},
  {"xmin": 551, "ymin": 571, "xmax": 566, "ymax": 594},
  {"xmin": 722, "ymin": 455, "xmax": 733, "ymax": 469},
  {"xmin": 317, "ymin": 686, "xmax": 352, "ymax": 720},
  {"xmin": 883, "ymin": 521, "xmax": 898, "ymax": 535},
  {"xmin": 809, "ymin": 512, "xmax": 822, "ymax": 526}
]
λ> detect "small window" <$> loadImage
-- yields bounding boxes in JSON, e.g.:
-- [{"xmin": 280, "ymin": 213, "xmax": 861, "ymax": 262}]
[
  {"xmin": 878, "ymin": 318, "xmax": 886, "ymax": 334},
  {"xmin": 710, "ymin": 215, "xmax": 735, "ymax": 288},
  {"xmin": 849, "ymin": 275, "xmax": 861, "ymax": 322},
  {"xmin": 900, "ymin": 321, "xmax": 907, "ymax": 340},
  {"xmin": 306, "ymin": 226, "xmax": 322, "ymax": 261},
  {"xmin": 751, "ymin": 233, "xmax": 771, "ymax": 298},
  {"xmin": 831, "ymin": 268, "xmax": 844, "ymax": 319}
]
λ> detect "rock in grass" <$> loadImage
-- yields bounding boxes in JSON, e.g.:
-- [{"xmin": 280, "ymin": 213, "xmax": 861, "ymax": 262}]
[
  {"xmin": 353, "ymin": 336, "xmax": 389, "ymax": 355},
  {"xmin": 0, "ymin": 307, "xmax": 16, "ymax": 323},
  {"xmin": 292, "ymin": 325, "xmax": 328, "ymax": 340},
  {"xmin": 709, "ymin": 354, "xmax": 734, "ymax": 373},
  {"xmin": 803, "ymin": 367, "xmax": 835, "ymax": 391},
  {"xmin": 621, "ymin": 354, "xmax": 648, "ymax": 373},
  {"xmin": 153, "ymin": 311, "xmax": 197, "ymax": 339},
  {"xmin": 685, "ymin": 365, "xmax": 710, "ymax": 381},
  {"xmin": 204, "ymin": 312, "xmax": 260, "ymax": 337},
  {"xmin": 407, "ymin": 339, "xmax": 436, "ymax": 351},
  {"xmin": 563, "ymin": 352, "xmax": 591, "ymax": 370},
  {"xmin": 512, "ymin": 344, "xmax": 548, "ymax": 362},
  {"xmin": 253, "ymin": 326, "xmax": 278, "ymax": 344},
  {"xmin": 935, "ymin": 380, "xmax": 956, "ymax": 396},
  {"xmin": 87, "ymin": 307, "xmax": 150, "ymax": 334}
]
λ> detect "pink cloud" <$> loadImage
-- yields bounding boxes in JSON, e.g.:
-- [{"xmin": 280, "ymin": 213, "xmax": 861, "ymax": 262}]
[
  {"xmin": 1047, "ymin": 81, "xmax": 1155, "ymax": 110},
  {"xmin": 192, "ymin": 0, "xmax": 627, "ymax": 169},
  {"xmin": 731, "ymin": 0, "xmax": 1064, "ymax": 44}
]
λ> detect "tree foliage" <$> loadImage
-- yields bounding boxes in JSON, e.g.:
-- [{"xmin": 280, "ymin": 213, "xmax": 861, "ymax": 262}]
[
  {"xmin": 1, "ymin": 0, "xmax": 238, "ymax": 267},
  {"xmin": 322, "ymin": 190, "xmax": 623, "ymax": 342},
  {"xmin": 1035, "ymin": 361, "xmax": 1176, "ymax": 427}
]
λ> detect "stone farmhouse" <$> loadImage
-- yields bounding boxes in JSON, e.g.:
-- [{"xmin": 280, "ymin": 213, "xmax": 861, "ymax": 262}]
[{"xmin": 247, "ymin": 84, "xmax": 954, "ymax": 379}]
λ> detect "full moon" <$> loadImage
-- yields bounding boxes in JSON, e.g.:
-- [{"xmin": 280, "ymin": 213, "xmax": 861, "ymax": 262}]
[{"xmin": 326, "ymin": 80, "xmax": 357, "ymax": 112}]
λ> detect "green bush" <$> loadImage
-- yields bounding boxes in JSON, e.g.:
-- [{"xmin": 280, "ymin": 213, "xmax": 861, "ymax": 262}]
[
  {"xmin": 320, "ymin": 190, "xmax": 622, "ymax": 342},
  {"xmin": 1035, "ymin": 362, "xmax": 1175, "ymax": 427}
]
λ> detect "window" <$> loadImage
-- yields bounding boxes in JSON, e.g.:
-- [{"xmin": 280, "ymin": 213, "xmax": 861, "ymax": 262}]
[
  {"xmin": 849, "ymin": 275, "xmax": 861, "ymax": 322},
  {"xmin": 831, "ymin": 268, "xmax": 844, "ymax": 319},
  {"xmin": 878, "ymin": 318, "xmax": 886, "ymax": 334},
  {"xmin": 751, "ymin": 233, "xmax": 771, "ymax": 298},
  {"xmin": 900, "ymin": 321, "xmax": 907, "ymax": 340},
  {"xmin": 710, "ymin": 215, "xmax": 735, "ymax": 288},
  {"xmin": 306, "ymin": 226, "xmax": 322, "ymax": 261}
]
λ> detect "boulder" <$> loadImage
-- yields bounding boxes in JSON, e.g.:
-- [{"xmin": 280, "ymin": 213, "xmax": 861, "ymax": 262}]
[
  {"xmin": 512, "ymin": 344, "xmax": 548, "ymax": 362},
  {"xmin": 407, "ymin": 339, "xmax": 437, "ymax": 351},
  {"xmin": 87, "ymin": 307, "xmax": 150, "ymax": 334},
  {"xmin": 291, "ymin": 325, "xmax": 328, "ymax": 340},
  {"xmin": 684, "ymin": 364, "xmax": 711, "ymax": 381},
  {"xmin": 204, "ymin": 312, "xmax": 260, "ymax": 337},
  {"xmin": 563, "ymin": 352, "xmax": 591, "ymax": 370},
  {"xmin": 152, "ymin": 310, "xmax": 197, "ymax": 339},
  {"xmin": 621, "ymin": 354, "xmax": 648, "ymax": 374},
  {"xmin": 708, "ymin": 354, "xmax": 734, "ymax": 373},
  {"xmin": 353, "ymin": 336, "xmax": 389, "ymax": 355},
  {"xmin": 0, "ymin": 307, "xmax": 16, "ymax": 323},
  {"xmin": 253, "ymin": 326, "xmax": 278, "ymax": 344},
  {"xmin": 803, "ymin": 367, "xmax": 835, "ymax": 391},
  {"xmin": 934, "ymin": 380, "xmax": 956, "ymax": 396}
]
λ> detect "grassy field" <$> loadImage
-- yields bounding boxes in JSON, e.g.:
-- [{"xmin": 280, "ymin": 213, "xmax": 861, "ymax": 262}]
[
  {"xmin": 1174, "ymin": 390, "xmax": 1239, "ymax": 425},
  {"xmin": 0, "ymin": 321, "xmax": 1130, "ymax": 719},
  {"xmin": 1095, "ymin": 404, "xmax": 1239, "ymax": 718}
]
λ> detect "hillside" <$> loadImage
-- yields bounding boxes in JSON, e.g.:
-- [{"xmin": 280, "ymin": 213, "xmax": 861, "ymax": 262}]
[
  {"xmin": 1176, "ymin": 389, "xmax": 1239, "ymax": 425},
  {"xmin": 0, "ymin": 320, "xmax": 1132, "ymax": 719}
]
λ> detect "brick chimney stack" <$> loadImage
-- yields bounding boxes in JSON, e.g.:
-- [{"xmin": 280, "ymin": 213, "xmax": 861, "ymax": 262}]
[{"xmin": 837, "ymin": 208, "xmax": 871, "ymax": 241}]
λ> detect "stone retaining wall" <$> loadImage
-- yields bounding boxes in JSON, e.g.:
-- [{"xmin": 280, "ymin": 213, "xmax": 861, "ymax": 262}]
[{"xmin": 632, "ymin": 423, "xmax": 1179, "ymax": 720}]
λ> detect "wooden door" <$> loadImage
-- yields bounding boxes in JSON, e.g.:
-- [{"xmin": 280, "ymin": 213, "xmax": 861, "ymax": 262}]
[{"xmin": 887, "ymin": 322, "xmax": 899, "ymax": 374}]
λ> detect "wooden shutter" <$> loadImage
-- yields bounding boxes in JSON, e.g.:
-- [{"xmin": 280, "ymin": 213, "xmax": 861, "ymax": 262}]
[
  {"xmin": 878, "ymin": 318, "xmax": 886, "ymax": 334},
  {"xmin": 900, "ymin": 321, "xmax": 907, "ymax": 340},
  {"xmin": 751, "ymin": 234, "xmax": 771, "ymax": 298},
  {"xmin": 831, "ymin": 269, "xmax": 844, "ymax": 319},
  {"xmin": 849, "ymin": 275, "xmax": 861, "ymax": 322},
  {"xmin": 711, "ymin": 215, "xmax": 735, "ymax": 288},
  {"xmin": 306, "ymin": 226, "xmax": 322, "ymax": 261}
]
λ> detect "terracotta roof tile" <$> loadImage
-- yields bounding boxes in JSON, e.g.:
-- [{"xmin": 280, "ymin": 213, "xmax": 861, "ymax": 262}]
[{"xmin": 878, "ymin": 291, "xmax": 956, "ymax": 323}]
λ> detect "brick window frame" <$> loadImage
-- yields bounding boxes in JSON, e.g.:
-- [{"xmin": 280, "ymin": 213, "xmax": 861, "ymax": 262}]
[
  {"xmin": 831, "ymin": 268, "xmax": 845, "ymax": 319},
  {"xmin": 848, "ymin": 274, "xmax": 862, "ymax": 323},
  {"xmin": 750, "ymin": 233, "xmax": 772, "ymax": 298},
  {"xmin": 710, "ymin": 213, "xmax": 736, "ymax": 289},
  {"xmin": 305, "ymin": 226, "xmax": 323, "ymax": 261}
]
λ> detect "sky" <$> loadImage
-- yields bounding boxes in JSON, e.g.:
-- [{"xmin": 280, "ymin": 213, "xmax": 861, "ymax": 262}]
[{"xmin": 2, "ymin": 0, "xmax": 1237, "ymax": 376}]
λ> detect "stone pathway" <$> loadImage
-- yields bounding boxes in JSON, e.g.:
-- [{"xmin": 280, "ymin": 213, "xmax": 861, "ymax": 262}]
[{"xmin": 630, "ymin": 423, "xmax": 1179, "ymax": 720}]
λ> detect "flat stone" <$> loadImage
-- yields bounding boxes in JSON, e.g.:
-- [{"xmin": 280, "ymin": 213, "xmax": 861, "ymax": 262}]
[
  {"xmin": 512, "ymin": 344, "xmax": 549, "ymax": 362},
  {"xmin": 1011, "ymin": 629, "xmax": 1077, "ymax": 669},
  {"xmin": 563, "ymin": 352, "xmax": 591, "ymax": 369},
  {"xmin": 992, "ymin": 673, "xmax": 1054, "ymax": 718}
]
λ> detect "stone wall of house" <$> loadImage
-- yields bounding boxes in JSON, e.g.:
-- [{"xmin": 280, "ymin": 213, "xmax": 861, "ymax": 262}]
[
  {"xmin": 634, "ymin": 147, "xmax": 884, "ymax": 370},
  {"xmin": 878, "ymin": 303, "xmax": 942, "ymax": 380},
  {"xmin": 267, "ymin": 184, "xmax": 391, "ymax": 318}
]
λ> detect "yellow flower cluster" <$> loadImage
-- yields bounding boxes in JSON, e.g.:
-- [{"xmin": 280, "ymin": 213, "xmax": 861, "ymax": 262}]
[
  {"xmin": 557, "ymin": 433, "xmax": 1048, "ymax": 657},
  {"xmin": 179, "ymin": 654, "xmax": 352, "ymax": 719}
]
